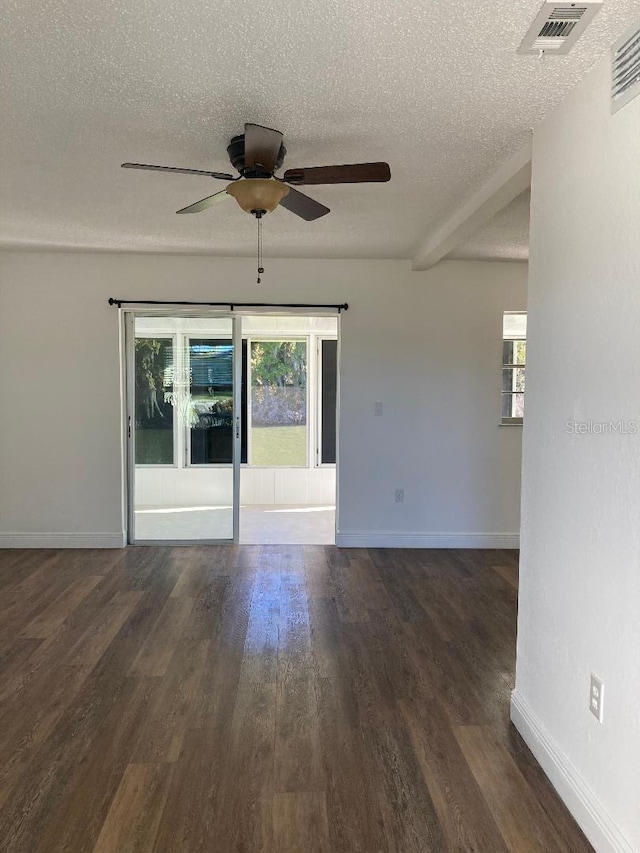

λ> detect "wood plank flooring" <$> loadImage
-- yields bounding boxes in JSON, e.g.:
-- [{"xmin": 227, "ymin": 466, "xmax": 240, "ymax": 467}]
[{"xmin": 0, "ymin": 546, "xmax": 593, "ymax": 853}]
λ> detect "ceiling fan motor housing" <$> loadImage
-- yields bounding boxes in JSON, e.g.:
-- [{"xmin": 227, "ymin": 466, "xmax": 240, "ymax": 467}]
[{"xmin": 227, "ymin": 134, "xmax": 287, "ymax": 177}]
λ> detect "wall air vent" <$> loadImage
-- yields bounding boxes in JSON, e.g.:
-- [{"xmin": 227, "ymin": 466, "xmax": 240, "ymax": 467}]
[
  {"xmin": 518, "ymin": 2, "xmax": 603, "ymax": 55},
  {"xmin": 611, "ymin": 19, "xmax": 640, "ymax": 114}
]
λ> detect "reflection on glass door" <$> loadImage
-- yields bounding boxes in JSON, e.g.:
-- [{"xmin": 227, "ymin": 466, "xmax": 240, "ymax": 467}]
[
  {"xmin": 188, "ymin": 339, "xmax": 234, "ymax": 465},
  {"xmin": 134, "ymin": 336, "xmax": 175, "ymax": 465},
  {"xmin": 130, "ymin": 316, "xmax": 237, "ymax": 542}
]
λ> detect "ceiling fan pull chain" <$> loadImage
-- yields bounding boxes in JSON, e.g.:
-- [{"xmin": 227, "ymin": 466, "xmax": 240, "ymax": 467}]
[{"xmin": 256, "ymin": 214, "xmax": 264, "ymax": 284}]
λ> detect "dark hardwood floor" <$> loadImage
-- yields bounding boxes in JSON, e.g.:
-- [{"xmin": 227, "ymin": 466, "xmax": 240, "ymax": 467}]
[{"xmin": 0, "ymin": 546, "xmax": 593, "ymax": 852}]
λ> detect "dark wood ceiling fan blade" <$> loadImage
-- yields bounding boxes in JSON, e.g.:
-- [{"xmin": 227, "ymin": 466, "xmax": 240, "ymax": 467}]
[
  {"xmin": 176, "ymin": 190, "xmax": 231, "ymax": 214},
  {"xmin": 279, "ymin": 187, "xmax": 330, "ymax": 221},
  {"xmin": 244, "ymin": 123, "xmax": 283, "ymax": 171},
  {"xmin": 283, "ymin": 162, "xmax": 391, "ymax": 185},
  {"xmin": 122, "ymin": 163, "xmax": 234, "ymax": 180}
]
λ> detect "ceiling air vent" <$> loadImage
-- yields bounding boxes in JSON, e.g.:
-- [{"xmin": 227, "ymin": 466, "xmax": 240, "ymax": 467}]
[
  {"xmin": 611, "ymin": 20, "xmax": 640, "ymax": 114},
  {"xmin": 518, "ymin": 2, "xmax": 603, "ymax": 55}
]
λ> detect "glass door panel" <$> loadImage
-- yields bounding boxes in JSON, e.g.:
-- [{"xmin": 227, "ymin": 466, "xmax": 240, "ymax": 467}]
[{"xmin": 131, "ymin": 316, "xmax": 238, "ymax": 542}]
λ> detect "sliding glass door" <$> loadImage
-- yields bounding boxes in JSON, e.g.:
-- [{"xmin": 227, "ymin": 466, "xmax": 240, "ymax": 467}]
[{"xmin": 127, "ymin": 315, "xmax": 240, "ymax": 543}]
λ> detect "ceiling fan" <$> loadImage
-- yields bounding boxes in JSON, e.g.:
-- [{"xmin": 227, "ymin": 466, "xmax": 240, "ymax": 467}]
[{"xmin": 121, "ymin": 122, "xmax": 391, "ymax": 221}]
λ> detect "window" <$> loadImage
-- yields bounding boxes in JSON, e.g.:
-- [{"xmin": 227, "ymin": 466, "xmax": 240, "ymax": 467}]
[
  {"xmin": 502, "ymin": 312, "xmax": 527, "ymax": 425},
  {"xmin": 134, "ymin": 319, "xmax": 337, "ymax": 470},
  {"xmin": 249, "ymin": 339, "xmax": 308, "ymax": 467},
  {"xmin": 319, "ymin": 339, "xmax": 337, "ymax": 464},
  {"xmin": 134, "ymin": 337, "xmax": 175, "ymax": 464},
  {"xmin": 188, "ymin": 339, "xmax": 234, "ymax": 464}
]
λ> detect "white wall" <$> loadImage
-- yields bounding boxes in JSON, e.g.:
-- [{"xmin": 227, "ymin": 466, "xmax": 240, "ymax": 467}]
[
  {"xmin": 512, "ymin": 53, "xmax": 640, "ymax": 853},
  {"xmin": 0, "ymin": 252, "xmax": 526, "ymax": 547}
]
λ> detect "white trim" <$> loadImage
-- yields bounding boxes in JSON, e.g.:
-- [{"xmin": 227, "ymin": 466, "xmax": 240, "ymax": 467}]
[
  {"xmin": 510, "ymin": 690, "xmax": 635, "ymax": 853},
  {"xmin": 335, "ymin": 531, "xmax": 519, "ymax": 548},
  {"xmin": 0, "ymin": 532, "xmax": 126, "ymax": 549}
]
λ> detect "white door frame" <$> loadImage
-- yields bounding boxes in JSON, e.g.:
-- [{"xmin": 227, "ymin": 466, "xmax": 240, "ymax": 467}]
[
  {"xmin": 123, "ymin": 308, "xmax": 341, "ymax": 545},
  {"xmin": 232, "ymin": 315, "xmax": 242, "ymax": 542}
]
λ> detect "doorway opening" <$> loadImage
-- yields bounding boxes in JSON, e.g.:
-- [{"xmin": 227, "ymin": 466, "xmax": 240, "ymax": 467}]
[
  {"xmin": 126, "ymin": 312, "xmax": 338, "ymax": 545},
  {"xmin": 238, "ymin": 314, "xmax": 337, "ymax": 544}
]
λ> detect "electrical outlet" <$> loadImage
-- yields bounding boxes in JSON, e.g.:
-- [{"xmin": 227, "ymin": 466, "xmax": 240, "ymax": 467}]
[
  {"xmin": 590, "ymin": 673, "xmax": 604, "ymax": 723},
  {"xmin": 394, "ymin": 488, "xmax": 404, "ymax": 503},
  {"xmin": 374, "ymin": 401, "xmax": 383, "ymax": 416}
]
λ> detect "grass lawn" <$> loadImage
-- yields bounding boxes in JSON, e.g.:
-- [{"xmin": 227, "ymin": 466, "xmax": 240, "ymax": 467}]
[{"xmin": 251, "ymin": 425, "xmax": 307, "ymax": 466}]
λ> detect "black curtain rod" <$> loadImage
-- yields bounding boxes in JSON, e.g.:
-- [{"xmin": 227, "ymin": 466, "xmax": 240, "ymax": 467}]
[{"xmin": 108, "ymin": 298, "xmax": 348, "ymax": 312}]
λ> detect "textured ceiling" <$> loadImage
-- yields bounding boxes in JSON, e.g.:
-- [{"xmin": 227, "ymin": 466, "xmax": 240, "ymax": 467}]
[
  {"xmin": 448, "ymin": 189, "xmax": 531, "ymax": 262},
  {"xmin": 1, "ymin": 1, "xmax": 638, "ymax": 259}
]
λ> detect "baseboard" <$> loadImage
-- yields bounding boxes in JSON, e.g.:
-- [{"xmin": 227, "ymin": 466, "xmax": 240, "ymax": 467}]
[
  {"xmin": 0, "ymin": 532, "xmax": 126, "ymax": 549},
  {"xmin": 334, "ymin": 531, "xmax": 519, "ymax": 548},
  {"xmin": 510, "ymin": 690, "xmax": 635, "ymax": 853}
]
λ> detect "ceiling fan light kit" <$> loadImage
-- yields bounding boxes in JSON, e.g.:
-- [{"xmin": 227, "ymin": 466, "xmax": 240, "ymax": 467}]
[{"xmin": 226, "ymin": 178, "xmax": 290, "ymax": 215}]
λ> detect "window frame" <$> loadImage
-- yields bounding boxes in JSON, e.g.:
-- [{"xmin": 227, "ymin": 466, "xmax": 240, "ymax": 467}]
[{"xmin": 501, "ymin": 312, "xmax": 526, "ymax": 427}]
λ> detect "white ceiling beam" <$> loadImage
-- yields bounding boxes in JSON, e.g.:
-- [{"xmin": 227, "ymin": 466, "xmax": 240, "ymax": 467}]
[{"xmin": 412, "ymin": 138, "xmax": 532, "ymax": 271}]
